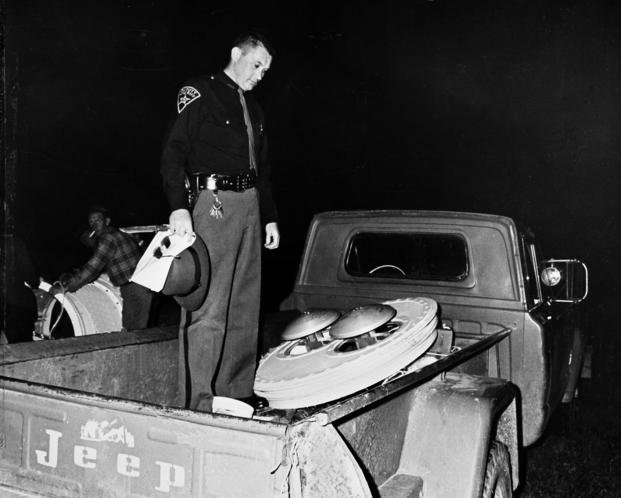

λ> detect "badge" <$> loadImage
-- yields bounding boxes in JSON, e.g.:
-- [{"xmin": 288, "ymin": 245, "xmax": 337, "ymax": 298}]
[{"xmin": 177, "ymin": 86, "xmax": 201, "ymax": 114}]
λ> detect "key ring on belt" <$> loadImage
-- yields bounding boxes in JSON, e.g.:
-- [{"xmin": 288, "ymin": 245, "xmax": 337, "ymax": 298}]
[{"xmin": 206, "ymin": 174, "xmax": 223, "ymax": 219}]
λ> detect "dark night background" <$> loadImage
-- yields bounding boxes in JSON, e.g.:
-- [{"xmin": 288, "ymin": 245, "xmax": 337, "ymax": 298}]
[{"xmin": 2, "ymin": 0, "xmax": 620, "ymax": 495}]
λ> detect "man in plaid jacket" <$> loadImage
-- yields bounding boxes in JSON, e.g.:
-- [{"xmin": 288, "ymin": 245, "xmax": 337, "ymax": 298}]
[{"xmin": 62, "ymin": 206, "xmax": 153, "ymax": 331}]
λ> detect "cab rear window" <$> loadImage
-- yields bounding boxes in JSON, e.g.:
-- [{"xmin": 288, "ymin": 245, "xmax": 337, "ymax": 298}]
[{"xmin": 345, "ymin": 232, "xmax": 469, "ymax": 281}]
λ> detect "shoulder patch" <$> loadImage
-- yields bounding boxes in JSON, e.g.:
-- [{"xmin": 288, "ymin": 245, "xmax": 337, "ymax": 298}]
[{"xmin": 177, "ymin": 86, "xmax": 201, "ymax": 114}]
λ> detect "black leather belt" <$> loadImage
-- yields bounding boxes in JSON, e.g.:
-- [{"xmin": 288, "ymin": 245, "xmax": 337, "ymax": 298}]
[{"xmin": 189, "ymin": 171, "xmax": 257, "ymax": 193}]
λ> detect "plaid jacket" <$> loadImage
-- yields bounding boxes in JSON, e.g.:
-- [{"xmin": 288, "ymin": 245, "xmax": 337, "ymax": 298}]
[{"xmin": 80, "ymin": 228, "xmax": 141, "ymax": 286}]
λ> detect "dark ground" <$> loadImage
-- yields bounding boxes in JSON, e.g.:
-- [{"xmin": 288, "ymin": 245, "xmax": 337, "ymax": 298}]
[{"xmin": 519, "ymin": 390, "xmax": 621, "ymax": 496}]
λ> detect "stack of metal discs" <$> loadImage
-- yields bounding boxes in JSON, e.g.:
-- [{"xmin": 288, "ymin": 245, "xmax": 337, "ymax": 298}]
[{"xmin": 254, "ymin": 297, "xmax": 438, "ymax": 409}]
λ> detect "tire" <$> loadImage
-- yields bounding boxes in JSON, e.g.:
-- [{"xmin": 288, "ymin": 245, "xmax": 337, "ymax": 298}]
[{"xmin": 482, "ymin": 441, "xmax": 512, "ymax": 498}]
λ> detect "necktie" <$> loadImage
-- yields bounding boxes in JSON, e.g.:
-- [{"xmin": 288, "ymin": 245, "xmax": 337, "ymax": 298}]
[{"xmin": 238, "ymin": 88, "xmax": 257, "ymax": 172}]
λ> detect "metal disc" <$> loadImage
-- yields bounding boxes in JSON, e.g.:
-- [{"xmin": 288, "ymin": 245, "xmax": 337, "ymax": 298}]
[
  {"xmin": 282, "ymin": 309, "xmax": 341, "ymax": 340},
  {"xmin": 254, "ymin": 298, "xmax": 439, "ymax": 409},
  {"xmin": 329, "ymin": 304, "xmax": 397, "ymax": 339}
]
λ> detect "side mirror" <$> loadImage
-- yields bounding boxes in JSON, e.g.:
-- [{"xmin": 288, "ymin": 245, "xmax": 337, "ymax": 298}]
[{"xmin": 539, "ymin": 259, "xmax": 589, "ymax": 303}]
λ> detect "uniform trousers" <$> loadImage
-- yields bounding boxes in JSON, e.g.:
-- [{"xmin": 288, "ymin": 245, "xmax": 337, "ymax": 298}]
[
  {"xmin": 178, "ymin": 187, "xmax": 261, "ymax": 412},
  {"xmin": 120, "ymin": 281, "xmax": 153, "ymax": 331}
]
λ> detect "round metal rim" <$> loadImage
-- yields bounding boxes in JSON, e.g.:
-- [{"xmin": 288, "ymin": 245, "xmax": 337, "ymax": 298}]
[{"xmin": 255, "ymin": 298, "xmax": 439, "ymax": 408}]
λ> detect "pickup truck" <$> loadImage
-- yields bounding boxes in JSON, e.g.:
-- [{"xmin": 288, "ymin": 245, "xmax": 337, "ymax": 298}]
[{"xmin": 0, "ymin": 210, "xmax": 588, "ymax": 497}]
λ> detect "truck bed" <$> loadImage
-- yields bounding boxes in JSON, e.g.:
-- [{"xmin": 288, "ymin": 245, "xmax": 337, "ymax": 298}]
[{"xmin": 0, "ymin": 325, "xmax": 514, "ymax": 497}]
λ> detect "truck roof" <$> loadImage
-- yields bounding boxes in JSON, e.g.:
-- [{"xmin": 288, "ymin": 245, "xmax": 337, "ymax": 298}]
[
  {"xmin": 313, "ymin": 210, "xmax": 517, "ymax": 229},
  {"xmin": 311, "ymin": 210, "xmax": 531, "ymax": 241}
]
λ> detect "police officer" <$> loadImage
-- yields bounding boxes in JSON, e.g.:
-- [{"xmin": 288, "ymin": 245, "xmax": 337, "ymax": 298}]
[{"xmin": 161, "ymin": 32, "xmax": 279, "ymax": 412}]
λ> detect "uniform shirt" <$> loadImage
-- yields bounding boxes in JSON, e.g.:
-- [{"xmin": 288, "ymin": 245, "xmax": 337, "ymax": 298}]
[
  {"xmin": 161, "ymin": 71, "xmax": 278, "ymax": 223},
  {"xmin": 79, "ymin": 228, "xmax": 141, "ymax": 287}
]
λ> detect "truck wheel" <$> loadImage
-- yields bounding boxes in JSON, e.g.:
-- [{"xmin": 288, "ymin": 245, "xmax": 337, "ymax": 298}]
[{"xmin": 482, "ymin": 441, "xmax": 512, "ymax": 498}]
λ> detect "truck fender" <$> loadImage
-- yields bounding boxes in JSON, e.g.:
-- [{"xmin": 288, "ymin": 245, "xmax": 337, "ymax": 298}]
[{"xmin": 397, "ymin": 373, "xmax": 519, "ymax": 497}]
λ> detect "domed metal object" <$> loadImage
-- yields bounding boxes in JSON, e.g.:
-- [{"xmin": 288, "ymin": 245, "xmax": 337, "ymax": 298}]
[
  {"xmin": 282, "ymin": 309, "xmax": 341, "ymax": 341},
  {"xmin": 329, "ymin": 304, "xmax": 397, "ymax": 339}
]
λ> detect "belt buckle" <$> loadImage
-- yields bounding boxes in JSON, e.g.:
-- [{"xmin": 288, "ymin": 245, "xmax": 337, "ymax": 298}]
[{"xmin": 207, "ymin": 174, "xmax": 218, "ymax": 191}]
